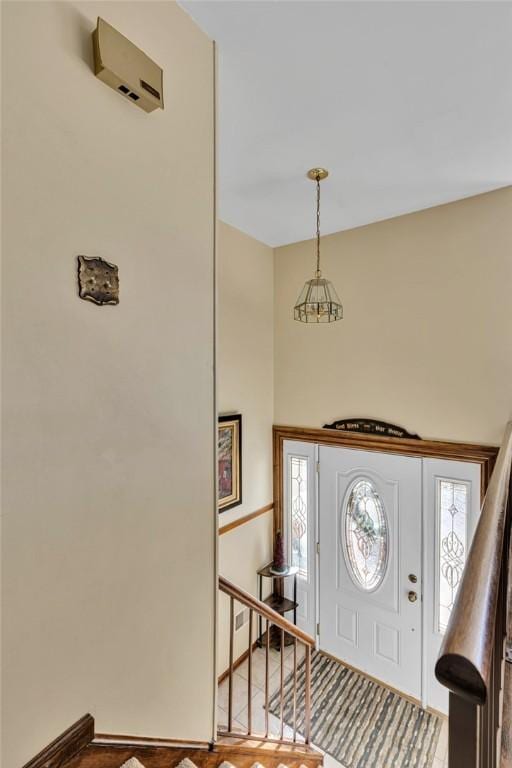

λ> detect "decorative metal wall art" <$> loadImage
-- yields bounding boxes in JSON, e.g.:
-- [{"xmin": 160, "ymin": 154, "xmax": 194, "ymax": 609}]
[
  {"xmin": 323, "ymin": 418, "xmax": 420, "ymax": 440},
  {"xmin": 77, "ymin": 255, "xmax": 119, "ymax": 306}
]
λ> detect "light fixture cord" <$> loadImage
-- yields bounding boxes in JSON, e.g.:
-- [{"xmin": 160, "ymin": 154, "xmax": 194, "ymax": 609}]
[{"xmin": 315, "ymin": 176, "xmax": 321, "ymax": 278}]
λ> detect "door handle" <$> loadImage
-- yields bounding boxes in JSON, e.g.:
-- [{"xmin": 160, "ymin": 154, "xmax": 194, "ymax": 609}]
[{"xmin": 408, "ymin": 590, "xmax": 418, "ymax": 603}]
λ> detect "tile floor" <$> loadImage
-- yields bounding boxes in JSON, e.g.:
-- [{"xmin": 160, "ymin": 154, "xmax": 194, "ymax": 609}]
[{"xmin": 217, "ymin": 644, "xmax": 449, "ymax": 768}]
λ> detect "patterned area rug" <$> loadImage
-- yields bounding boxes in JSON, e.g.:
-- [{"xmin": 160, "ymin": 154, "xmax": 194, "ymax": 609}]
[{"xmin": 268, "ymin": 650, "xmax": 441, "ymax": 768}]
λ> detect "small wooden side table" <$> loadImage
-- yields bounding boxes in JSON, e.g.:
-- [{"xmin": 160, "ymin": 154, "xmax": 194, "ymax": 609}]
[{"xmin": 257, "ymin": 563, "xmax": 299, "ymax": 650}]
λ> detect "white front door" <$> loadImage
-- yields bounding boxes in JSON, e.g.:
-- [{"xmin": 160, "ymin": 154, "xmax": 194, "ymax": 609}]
[{"xmin": 319, "ymin": 446, "xmax": 423, "ymax": 699}]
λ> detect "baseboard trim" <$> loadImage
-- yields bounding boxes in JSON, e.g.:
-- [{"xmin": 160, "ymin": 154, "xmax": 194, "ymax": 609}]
[
  {"xmin": 22, "ymin": 714, "xmax": 94, "ymax": 768},
  {"xmin": 93, "ymin": 734, "xmax": 211, "ymax": 749},
  {"xmin": 219, "ymin": 503, "xmax": 273, "ymax": 536},
  {"xmin": 218, "ymin": 640, "xmax": 259, "ymax": 684},
  {"xmin": 214, "ymin": 738, "xmax": 323, "ymax": 764}
]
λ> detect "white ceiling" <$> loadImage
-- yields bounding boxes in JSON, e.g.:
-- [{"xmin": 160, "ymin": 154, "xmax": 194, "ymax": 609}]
[{"xmin": 180, "ymin": 1, "xmax": 512, "ymax": 247}]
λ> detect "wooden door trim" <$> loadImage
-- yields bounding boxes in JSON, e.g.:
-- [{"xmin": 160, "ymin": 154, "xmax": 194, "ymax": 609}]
[{"xmin": 273, "ymin": 424, "xmax": 498, "ymax": 534}]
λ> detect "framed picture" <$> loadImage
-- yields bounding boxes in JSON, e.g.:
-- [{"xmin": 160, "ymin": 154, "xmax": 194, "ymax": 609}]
[{"xmin": 218, "ymin": 414, "xmax": 242, "ymax": 512}]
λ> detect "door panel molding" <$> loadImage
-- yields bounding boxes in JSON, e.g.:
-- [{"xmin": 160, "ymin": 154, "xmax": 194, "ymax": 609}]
[
  {"xmin": 374, "ymin": 621, "xmax": 400, "ymax": 665},
  {"xmin": 273, "ymin": 425, "xmax": 497, "ymax": 536}
]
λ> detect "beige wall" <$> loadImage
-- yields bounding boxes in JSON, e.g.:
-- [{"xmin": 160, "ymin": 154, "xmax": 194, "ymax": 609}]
[
  {"xmin": 274, "ymin": 187, "xmax": 512, "ymax": 446},
  {"xmin": 1, "ymin": 3, "xmax": 215, "ymax": 765},
  {"xmin": 217, "ymin": 222, "xmax": 274, "ymax": 675}
]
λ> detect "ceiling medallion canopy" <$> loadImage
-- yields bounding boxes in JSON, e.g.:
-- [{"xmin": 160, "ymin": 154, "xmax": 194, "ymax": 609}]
[{"xmin": 294, "ymin": 168, "xmax": 343, "ymax": 324}]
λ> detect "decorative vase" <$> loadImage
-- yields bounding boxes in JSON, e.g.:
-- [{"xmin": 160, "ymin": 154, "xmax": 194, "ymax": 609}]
[{"xmin": 270, "ymin": 530, "xmax": 287, "ymax": 574}]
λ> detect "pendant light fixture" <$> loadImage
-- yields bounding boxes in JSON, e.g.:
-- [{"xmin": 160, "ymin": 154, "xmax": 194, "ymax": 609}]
[{"xmin": 294, "ymin": 168, "xmax": 343, "ymax": 323}]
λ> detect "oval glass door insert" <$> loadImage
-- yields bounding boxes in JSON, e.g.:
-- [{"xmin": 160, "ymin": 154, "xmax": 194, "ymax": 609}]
[{"xmin": 343, "ymin": 478, "xmax": 389, "ymax": 591}]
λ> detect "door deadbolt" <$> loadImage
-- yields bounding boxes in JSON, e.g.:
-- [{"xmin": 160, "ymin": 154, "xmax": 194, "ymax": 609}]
[
  {"xmin": 409, "ymin": 573, "xmax": 418, "ymax": 584},
  {"xmin": 408, "ymin": 590, "xmax": 418, "ymax": 603}
]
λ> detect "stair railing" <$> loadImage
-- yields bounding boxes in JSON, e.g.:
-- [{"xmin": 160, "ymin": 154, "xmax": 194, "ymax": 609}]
[
  {"xmin": 218, "ymin": 575, "xmax": 315, "ymax": 746},
  {"xmin": 436, "ymin": 421, "xmax": 512, "ymax": 768}
]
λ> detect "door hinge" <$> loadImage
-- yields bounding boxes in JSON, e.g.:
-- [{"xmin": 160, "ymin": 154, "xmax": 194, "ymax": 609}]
[
  {"xmin": 316, "ymin": 541, "xmax": 320, "ymax": 555},
  {"xmin": 316, "ymin": 461, "xmax": 320, "ymax": 473},
  {"xmin": 317, "ymin": 622, "xmax": 320, "ymax": 635}
]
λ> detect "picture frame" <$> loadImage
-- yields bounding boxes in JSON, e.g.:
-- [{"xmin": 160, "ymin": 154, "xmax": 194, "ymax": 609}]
[{"xmin": 218, "ymin": 414, "xmax": 242, "ymax": 512}]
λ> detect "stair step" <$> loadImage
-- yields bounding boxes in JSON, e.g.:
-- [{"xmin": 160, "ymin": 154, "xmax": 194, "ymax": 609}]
[
  {"xmin": 176, "ymin": 759, "xmax": 204, "ymax": 768},
  {"xmin": 176, "ymin": 760, "xmax": 299, "ymax": 768},
  {"xmin": 119, "ymin": 759, "xmax": 147, "ymax": 768},
  {"xmin": 176, "ymin": 761, "xmax": 297, "ymax": 768}
]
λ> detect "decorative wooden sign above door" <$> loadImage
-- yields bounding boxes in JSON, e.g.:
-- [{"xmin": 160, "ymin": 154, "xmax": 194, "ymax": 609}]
[{"xmin": 323, "ymin": 418, "xmax": 420, "ymax": 440}]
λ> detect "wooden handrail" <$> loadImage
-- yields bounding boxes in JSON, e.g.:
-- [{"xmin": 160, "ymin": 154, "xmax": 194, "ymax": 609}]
[
  {"xmin": 219, "ymin": 575, "xmax": 316, "ymax": 647},
  {"xmin": 435, "ymin": 421, "xmax": 512, "ymax": 704}
]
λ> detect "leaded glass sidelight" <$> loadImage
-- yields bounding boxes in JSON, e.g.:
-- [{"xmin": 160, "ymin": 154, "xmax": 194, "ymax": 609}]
[
  {"xmin": 344, "ymin": 479, "xmax": 389, "ymax": 591},
  {"xmin": 289, "ymin": 455, "xmax": 308, "ymax": 577},
  {"xmin": 437, "ymin": 479, "xmax": 469, "ymax": 633}
]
